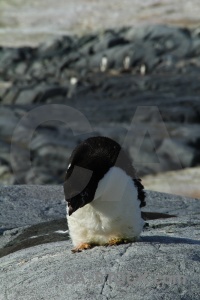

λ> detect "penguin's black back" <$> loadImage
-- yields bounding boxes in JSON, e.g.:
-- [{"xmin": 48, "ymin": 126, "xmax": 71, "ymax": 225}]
[{"xmin": 65, "ymin": 136, "xmax": 146, "ymax": 208}]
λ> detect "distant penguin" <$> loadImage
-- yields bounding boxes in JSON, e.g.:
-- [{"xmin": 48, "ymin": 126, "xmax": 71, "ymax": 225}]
[
  {"xmin": 100, "ymin": 55, "xmax": 108, "ymax": 72},
  {"xmin": 123, "ymin": 55, "xmax": 131, "ymax": 70},
  {"xmin": 64, "ymin": 136, "xmax": 147, "ymax": 252}
]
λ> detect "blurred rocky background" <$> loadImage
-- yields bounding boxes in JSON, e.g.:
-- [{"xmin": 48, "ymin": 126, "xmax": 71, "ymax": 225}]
[{"xmin": 0, "ymin": 0, "xmax": 200, "ymax": 198}]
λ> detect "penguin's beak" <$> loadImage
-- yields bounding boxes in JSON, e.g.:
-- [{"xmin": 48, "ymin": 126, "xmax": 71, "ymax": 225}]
[
  {"xmin": 68, "ymin": 196, "xmax": 86, "ymax": 216},
  {"xmin": 68, "ymin": 204, "xmax": 73, "ymax": 216},
  {"xmin": 68, "ymin": 202, "xmax": 79, "ymax": 216}
]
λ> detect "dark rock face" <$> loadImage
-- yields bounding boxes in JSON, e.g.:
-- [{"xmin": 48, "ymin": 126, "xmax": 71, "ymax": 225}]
[
  {"xmin": 0, "ymin": 186, "xmax": 199, "ymax": 299},
  {"xmin": 0, "ymin": 24, "xmax": 200, "ymax": 184}
]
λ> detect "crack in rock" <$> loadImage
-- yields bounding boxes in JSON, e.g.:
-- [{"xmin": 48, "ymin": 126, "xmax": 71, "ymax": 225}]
[{"xmin": 100, "ymin": 274, "xmax": 109, "ymax": 299}]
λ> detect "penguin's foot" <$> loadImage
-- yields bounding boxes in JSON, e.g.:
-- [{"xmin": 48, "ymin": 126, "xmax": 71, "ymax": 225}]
[
  {"xmin": 108, "ymin": 237, "xmax": 132, "ymax": 246},
  {"xmin": 71, "ymin": 243, "xmax": 92, "ymax": 253}
]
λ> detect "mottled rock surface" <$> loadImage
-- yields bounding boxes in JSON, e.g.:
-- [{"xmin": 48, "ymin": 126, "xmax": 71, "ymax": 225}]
[{"xmin": 0, "ymin": 185, "xmax": 199, "ymax": 300}]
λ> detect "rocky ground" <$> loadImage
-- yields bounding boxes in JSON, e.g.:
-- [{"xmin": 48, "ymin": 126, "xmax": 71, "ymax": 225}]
[
  {"xmin": 0, "ymin": 24, "xmax": 200, "ymax": 190},
  {"xmin": 0, "ymin": 0, "xmax": 200, "ymax": 47},
  {"xmin": 143, "ymin": 166, "xmax": 200, "ymax": 198},
  {"xmin": 0, "ymin": 185, "xmax": 199, "ymax": 299}
]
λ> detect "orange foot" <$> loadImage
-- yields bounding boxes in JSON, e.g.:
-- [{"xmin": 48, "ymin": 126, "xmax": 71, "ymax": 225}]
[
  {"xmin": 71, "ymin": 243, "xmax": 92, "ymax": 253},
  {"xmin": 108, "ymin": 237, "xmax": 132, "ymax": 246}
]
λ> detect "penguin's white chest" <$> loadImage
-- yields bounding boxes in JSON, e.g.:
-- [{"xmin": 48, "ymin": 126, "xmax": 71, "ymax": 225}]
[{"xmin": 67, "ymin": 167, "xmax": 144, "ymax": 246}]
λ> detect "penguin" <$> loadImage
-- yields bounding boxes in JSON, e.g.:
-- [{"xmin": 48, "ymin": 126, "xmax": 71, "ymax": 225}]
[{"xmin": 64, "ymin": 136, "xmax": 174, "ymax": 253}]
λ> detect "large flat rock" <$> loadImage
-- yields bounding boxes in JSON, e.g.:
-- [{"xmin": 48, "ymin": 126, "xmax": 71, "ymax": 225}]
[
  {"xmin": 0, "ymin": 185, "xmax": 66, "ymax": 229},
  {"xmin": 0, "ymin": 233, "xmax": 199, "ymax": 300},
  {"xmin": 0, "ymin": 186, "xmax": 200, "ymax": 299}
]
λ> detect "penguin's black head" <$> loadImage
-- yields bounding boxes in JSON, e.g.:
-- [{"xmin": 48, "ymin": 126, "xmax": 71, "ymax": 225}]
[
  {"xmin": 64, "ymin": 136, "xmax": 121, "ymax": 215},
  {"xmin": 64, "ymin": 136, "xmax": 146, "ymax": 215}
]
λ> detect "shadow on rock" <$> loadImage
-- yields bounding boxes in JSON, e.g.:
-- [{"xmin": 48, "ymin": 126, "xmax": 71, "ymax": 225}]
[
  {"xmin": 141, "ymin": 235, "xmax": 200, "ymax": 245},
  {"xmin": 0, "ymin": 218, "xmax": 69, "ymax": 258}
]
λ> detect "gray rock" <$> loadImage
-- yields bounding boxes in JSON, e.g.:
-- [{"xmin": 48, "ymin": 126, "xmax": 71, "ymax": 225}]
[
  {"xmin": 24, "ymin": 167, "xmax": 59, "ymax": 185},
  {"xmin": 125, "ymin": 25, "xmax": 191, "ymax": 58},
  {"xmin": 160, "ymin": 105, "xmax": 200, "ymax": 123},
  {"xmin": 38, "ymin": 35, "xmax": 75, "ymax": 58},
  {"xmin": 0, "ymin": 49, "xmax": 16, "ymax": 69},
  {"xmin": 191, "ymin": 38, "xmax": 200, "ymax": 56},
  {"xmin": 0, "ymin": 185, "xmax": 66, "ymax": 228},
  {"xmin": 0, "ymin": 81, "xmax": 11, "ymax": 101},
  {"xmin": 92, "ymin": 31, "xmax": 120, "ymax": 53},
  {"xmin": 0, "ymin": 186, "xmax": 199, "ymax": 300},
  {"xmin": 15, "ymin": 88, "xmax": 39, "ymax": 104},
  {"xmin": 36, "ymin": 145, "xmax": 69, "ymax": 169},
  {"xmin": 0, "ymin": 140, "xmax": 12, "ymax": 164},
  {"xmin": 14, "ymin": 62, "xmax": 28, "ymax": 76},
  {"xmin": 32, "ymin": 86, "xmax": 67, "ymax": 103},
  {"xmin": 0, "ymin": 165, "xmax": 13, "ymax": 185},
  {"xmin": 29, "ymin": 133, "xmax": 73, "ymax": 151},
  {"xmin": 15, "ymin": 84, "xmax": 54, "ymax": 104},
  {"xmin": 158, "ymin": 139, "xmax": 196, "ymax": 169},
  {"xmin": 1, "ymin": 86, "xmax": 20, "ymax": 104},
  {"xmin": 0, "ymin": 107, "xmax": 19, "ymax": 137}
]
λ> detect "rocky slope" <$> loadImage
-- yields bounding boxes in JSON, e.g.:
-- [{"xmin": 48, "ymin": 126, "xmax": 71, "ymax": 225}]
[
  {"xmin": 0, "ymin": 24, "xmax": 200, "ymax": 186},
  {"xmin": 1, "ymin": 0, "xmax": 200, "ymax": 47},
  {"xmin": 0, "ymin": 185, "xmax": 199, "ymax": 299}
]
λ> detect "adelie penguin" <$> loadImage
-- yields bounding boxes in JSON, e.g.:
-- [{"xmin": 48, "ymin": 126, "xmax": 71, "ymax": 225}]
[
  {"xmin": 64, "ymin": 135, "xmax": 144, "ymax": 252},
  {"xmin": 64, "ymin": 136, "xmax": 174, "ymax": 253}
]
